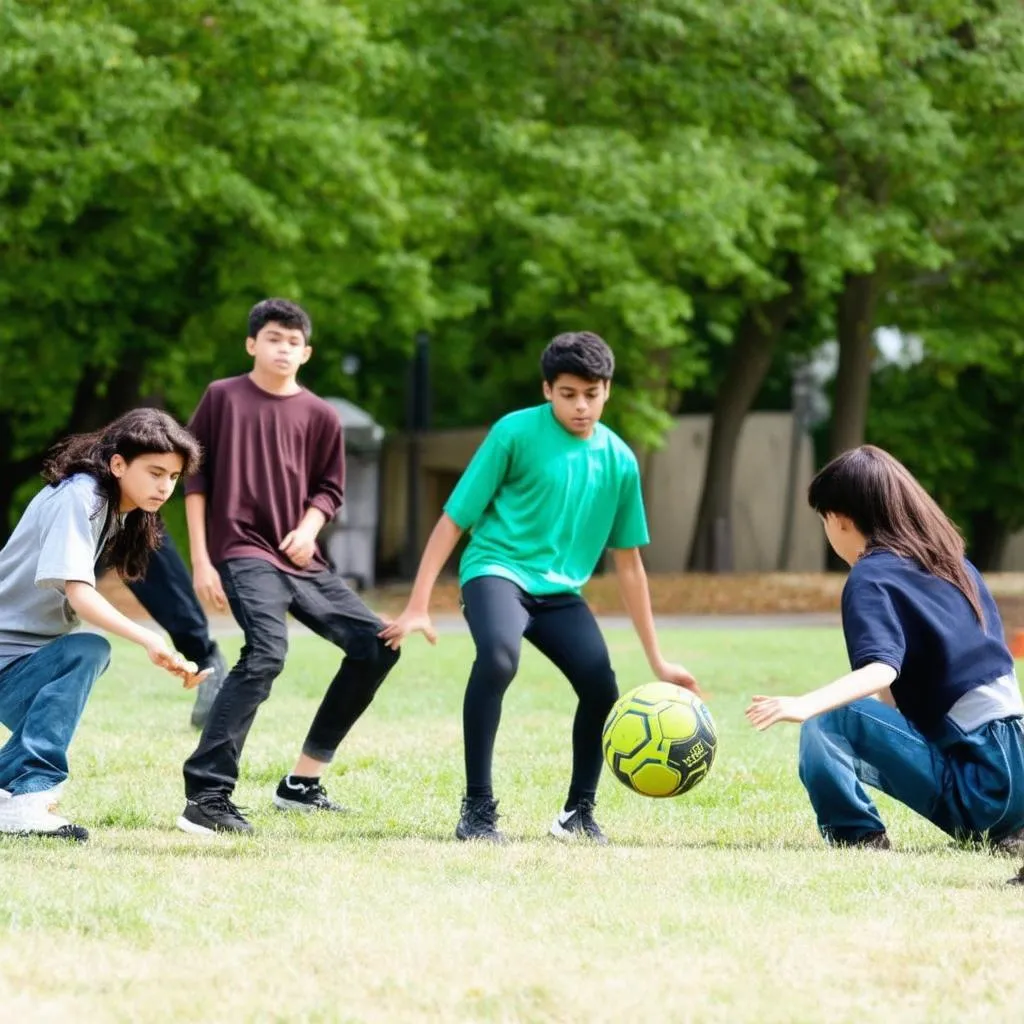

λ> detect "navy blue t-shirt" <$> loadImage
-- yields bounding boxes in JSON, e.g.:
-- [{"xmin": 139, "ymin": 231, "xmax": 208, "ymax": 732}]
[{"xmin": 841, "ymin": 550, "xmax": 1015, "ymax": 735}]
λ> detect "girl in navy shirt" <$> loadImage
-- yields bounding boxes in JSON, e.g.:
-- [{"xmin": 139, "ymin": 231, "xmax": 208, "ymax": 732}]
[{"xmin": 746, "ymin": 445, "xmax": 1024, "ymax": 861}]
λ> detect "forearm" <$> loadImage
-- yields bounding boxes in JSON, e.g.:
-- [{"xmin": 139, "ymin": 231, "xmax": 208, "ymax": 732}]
[
  {"xmin": 406, "ymin": 515, "xmax": 464, "ymax": 610},
  {"xmin": 297, "ymin": 506, "xmax": 328, "ymax": 535},
  {"xmin": 65, "ymin": 582, "xmax": 157, "ymax": 648},
  {"xmin": 185, "ymin": 493, "xmax": 211, "ymax": 567},
  {"xmin": 799, "ymin": 663, "xmax": 899, "ymax": 719},
  {"xmin": 612, "ymin": 548, "xmax": 663, "ymax": 670}
]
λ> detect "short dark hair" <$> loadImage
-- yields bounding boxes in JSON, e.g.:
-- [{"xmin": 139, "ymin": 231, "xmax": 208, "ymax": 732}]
[
  {"xmin": 540, "ymin": 331, "xmax": 615, "ymax": 384},
  {"xmin": 248, "ymin": 298, "xmax": 312, "ymax": 343}
]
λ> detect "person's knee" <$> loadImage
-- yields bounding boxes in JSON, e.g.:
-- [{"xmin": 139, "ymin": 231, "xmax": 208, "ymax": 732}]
[
  {"xmin": 475, "ymin": 641, "xmax": 520, "ymax": 690},
  {"xmin": 67, "ymin": 633, "xmax": 112, "ymax": 674},
  {"xmin": 575, "ymin": 658, "xmax": 617, "ymax": 713},
  {"xmin": 798, "ymin": 710, "xmax": 850, "ymax": 785},
  {"xmin": 239, "ymin": 644, "xmax": 286, "ymax": 694}
]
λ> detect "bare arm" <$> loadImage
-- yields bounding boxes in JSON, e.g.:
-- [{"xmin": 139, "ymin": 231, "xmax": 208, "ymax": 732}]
[
  {"xmin": 746, "ymin": 662, "xmax": 898, "ymax": 731},
  {"xmin": 612, "ymin": 547, "xmax": 700, "ymax": 694},
  {"xmin": 185, "ymin": 492, "xmax": 211, "ymax": 567},
  {"xmin": 378, "ymin": 514, "xmax": 464, "ymax": 647},
  {"xmin": 186, "ymin": 491, "xmax": 227, "ymax": 611},
  {"xmin": 66, "ymin": 581, "xmax": 165, "ymax": 648},
  {"xmin": 406, "ymin": 514, "xmax": 464, "ymax": 611},
  {"xmin": 65, "ymin": 582, "xmax": 209, "ymax": 689}
]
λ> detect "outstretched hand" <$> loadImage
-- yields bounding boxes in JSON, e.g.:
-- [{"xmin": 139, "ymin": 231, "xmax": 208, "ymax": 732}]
[
  {"xmin": 745, "ymin": 694, "xmax": 808, "ymax": 731},
  {"xmin": 378, "ymin": 609, "xmax": 438, "ymax": 651},
  {"xmin": 143, "ymin": 634, "xmax": 213, "ymax": 690}
]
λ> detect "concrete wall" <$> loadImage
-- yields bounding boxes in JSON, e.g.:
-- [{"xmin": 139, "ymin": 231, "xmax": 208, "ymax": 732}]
[
  {"xmin": 378, "ymin": 411, "xmax": 826, "ymax": 574},
  {"xmin": 1003, "ymin": 530, "xmax": 1024, "ymax": 571}
]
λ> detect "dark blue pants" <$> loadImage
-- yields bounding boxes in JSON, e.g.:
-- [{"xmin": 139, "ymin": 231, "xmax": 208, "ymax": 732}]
[
  {"xmin": 799, "ymin": 697, "xmax": 1024, "ymax": 843},
  {"xmin": 124, "ymin": 531, "xmax": 215, "ymax": 667}
]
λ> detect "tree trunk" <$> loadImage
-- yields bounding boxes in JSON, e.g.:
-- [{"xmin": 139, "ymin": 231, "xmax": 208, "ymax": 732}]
[
  {"xmin": 688, "ymin": 261, "xmax": 803, "ymax": 572},
  {"xmin": 829, "ymin": 271, "xmax": 880, "ymax": 458},
  {"xmin": 968, "ymin": 510, "xmax": 1009, "ymax": 571}
]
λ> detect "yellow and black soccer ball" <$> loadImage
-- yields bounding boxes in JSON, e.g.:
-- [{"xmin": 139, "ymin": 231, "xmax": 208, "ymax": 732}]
[{"xmin": 602, "ymin": 682, "xmax": 718, "ymax": 797}]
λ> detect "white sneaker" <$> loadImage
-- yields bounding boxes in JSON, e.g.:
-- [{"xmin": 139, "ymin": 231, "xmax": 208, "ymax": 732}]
[
  {"xmin": 0, "ymin": 788, "xmax": 10, "ymax": 800},
  {"xmin": 0, "ymin": 789, "xmax": 88, "ymax": 842}
]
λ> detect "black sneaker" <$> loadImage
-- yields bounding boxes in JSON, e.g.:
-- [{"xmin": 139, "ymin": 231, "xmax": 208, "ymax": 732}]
[
  {"xmin": 455, "ymin": 795, "xmax": 506, "ymax": 843},
  {"xmin": 830, "ymin": 830, "xmax": 891, "ymax": 850},
  {"xmin": 992, "ymin": 828, "xmax": 1024, "ymax": 858},
  {"xmin": 176, "ymin": 793, "xmax": 253, "ymax": 835},
  {"xmin": 550, "ymin": 798, "xmax": 608, "ymax": 845},
  {"xmin": 1008, "ymin": 864, "xmax": 1024, "ymax": 886},
  {"xmin": 273, "ymin": 776, "xmax": 347, "ymax": 813}
]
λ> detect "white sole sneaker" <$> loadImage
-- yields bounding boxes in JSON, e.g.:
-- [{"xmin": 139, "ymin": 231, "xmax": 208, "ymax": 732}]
[
  {"xmin": 175, "ymin": 814, "xmax": 217, "ymax": 836},
  {"xmin": 550, "ymin": 812, "xmax": 575, "ymax": 840},
  {"xmin": 0, "ymin": 790, "xmax": 87, "ymax": 841}
]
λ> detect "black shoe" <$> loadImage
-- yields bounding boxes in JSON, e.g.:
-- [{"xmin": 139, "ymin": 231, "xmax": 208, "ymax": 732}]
[
  {"xmin": 1008, "ymin": 864, "xmax": 1024, "ymax": 886},
  {"xmin": 190, "ymin": 647, "xmax": 228, "ymax": 730},
  {"xmin": 272, "ymin": 776, "xmax": 348, "ymax": 813},
  {"xmin": 831, "ymin": 830, "xmax": 891, "ymax": 850},
  {"xmin": 455, "ymin": 795, "xmax": 506, "ymax": 843},
  {"xmin": 177, "ymin": 793, "xmax": 253, "ymax": 835},
  {"xmin": 992, "ymin": 828, "xmax": 1024, "ymax": 858},
  {"xmin": 550, "ymin": 798, "xmax": 608, "ymax": 845}
]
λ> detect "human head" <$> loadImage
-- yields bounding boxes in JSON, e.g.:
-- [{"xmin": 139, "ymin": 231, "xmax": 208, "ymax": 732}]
[
  {"xmin": 42, "ymin": 408, "xmax": 202, "ymax": 580},
  {"xmin": 540, "ymin": 331, "xmax": 615, "ymax": 438},
  {"xmin": 808, "ymin": 444, "xmax": 983, "ymax": 620},
  {"xmin": 246, "ymin": 298, "xmax": 313, "ymax": 381}
]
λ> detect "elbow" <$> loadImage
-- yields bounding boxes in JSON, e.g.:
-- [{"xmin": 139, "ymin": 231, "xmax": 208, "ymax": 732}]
[{"xmin": 64, "ymin": 580, "xmax": 93, "ymax": 611}]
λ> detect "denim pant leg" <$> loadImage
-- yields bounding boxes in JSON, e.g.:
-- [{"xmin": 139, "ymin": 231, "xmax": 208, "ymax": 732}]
[
  {"xmin": 798, "ymin": 698, "xmax": 955, "ymax": 843},
  {"xmin": 126, "ymin": 531, "xmax": 215, "ymax": 666},
  {"xmin": 182, "ymin": 560, "xmax": 291, "ymax": 797},
  {"xmin": 943, "ymin": 716, "xmax": 1024, "ymax": 842},
  {"xmin": 288, "ymin": 570, "xmax": 400, "ymax": 763},
  {"xmin": 0, "ymin": 634, "xmax": 111, "ymax": 795}
]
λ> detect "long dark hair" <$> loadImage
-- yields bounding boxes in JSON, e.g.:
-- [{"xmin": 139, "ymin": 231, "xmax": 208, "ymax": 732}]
[
  {"xmin": 808, "ymin": 445, "xmax": 984, "ymax": 622},
  {"xmin": 41, "ymin": 408, "xmax": 201, "ymax": 581}
]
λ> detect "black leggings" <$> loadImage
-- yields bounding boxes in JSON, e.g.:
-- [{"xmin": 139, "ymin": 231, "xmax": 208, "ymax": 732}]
[{"xmin": 461, "ymin": 576, "xmax": 618, "ymax": 806}]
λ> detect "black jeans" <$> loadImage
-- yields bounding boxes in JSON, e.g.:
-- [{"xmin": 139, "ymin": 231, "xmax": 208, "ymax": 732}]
[
  {"xmin": 183, "ymin": 558, "xmax": 400, "ymax": 797},
  {"xmin": 461, "ymin": 576, "xmax": 618, "ymax": 805},
  {"xmin": 124, "ymin": 531, "xmax": 216, "ymax": 667}
]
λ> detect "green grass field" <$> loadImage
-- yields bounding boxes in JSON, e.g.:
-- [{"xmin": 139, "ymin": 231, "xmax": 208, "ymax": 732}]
[{"xmin": 2, "ymin": 626, "xmax": 1022, "ymax": 1023}]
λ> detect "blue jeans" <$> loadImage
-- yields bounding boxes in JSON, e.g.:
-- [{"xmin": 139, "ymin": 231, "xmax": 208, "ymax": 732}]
[
  {"xmin": 799, "ymin": 698, "xmax": 1024, "ymax": 843},
  {"xmin": 0, "ymin": 634, "xmax": 111, "ymax": 795}
]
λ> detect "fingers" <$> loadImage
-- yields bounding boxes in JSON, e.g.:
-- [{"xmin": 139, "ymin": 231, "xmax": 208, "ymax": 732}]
[
  {"xmin": 181, "ymin": 667, "xmax": 213, "ymax": 691},
  {"xmin": 279, "ymin": 531, "xmax": 296, "ymax": 554},
  {"xmin": 210, "ymin": 580, "xmax": 228, "ymax": 612},
  {"xmin": 425, "ymin": 626, "xmax": 438, "ymax": 646}
]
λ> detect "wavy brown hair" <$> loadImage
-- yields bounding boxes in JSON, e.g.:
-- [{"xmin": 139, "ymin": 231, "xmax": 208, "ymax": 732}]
[
  {"xmin": 42, "ymin": 408, "xmax": 201, "ymax": 581},
  {"xmin": 808, "ymin": 445, "xmax": 983, "ymax": 622}
]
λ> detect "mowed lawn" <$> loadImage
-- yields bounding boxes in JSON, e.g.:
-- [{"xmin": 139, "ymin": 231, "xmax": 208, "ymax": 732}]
[{"xmin": 1, "ymin": 625, "xmax": 1023, "ymax": 1023}]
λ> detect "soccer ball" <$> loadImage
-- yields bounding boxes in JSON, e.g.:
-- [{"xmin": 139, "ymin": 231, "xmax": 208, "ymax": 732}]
[{"xmin": 602, "ymin": 682, "xmax": 718, "ymax": 797}]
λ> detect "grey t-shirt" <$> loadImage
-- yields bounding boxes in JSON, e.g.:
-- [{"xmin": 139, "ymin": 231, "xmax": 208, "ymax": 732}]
[{"xmin": 0, "ymin": 474, "xmax": 112, "ymax": 673}]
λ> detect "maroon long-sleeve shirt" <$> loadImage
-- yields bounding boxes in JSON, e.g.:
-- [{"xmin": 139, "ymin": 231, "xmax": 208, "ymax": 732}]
[{"xmin": 185, "ymin": 374, "xmax": 344, "ymax": 575}]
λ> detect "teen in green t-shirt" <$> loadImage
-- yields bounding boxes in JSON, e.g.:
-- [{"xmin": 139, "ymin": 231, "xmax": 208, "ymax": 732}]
[{"xmin": 381, "ymin": 332, "xmax": 700, "ymax": 844}]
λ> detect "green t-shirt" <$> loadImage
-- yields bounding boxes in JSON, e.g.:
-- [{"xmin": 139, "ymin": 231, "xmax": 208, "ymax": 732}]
[{"xmin": 444, "ymin": 404, "xmax": 650, "ymax": 595}]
